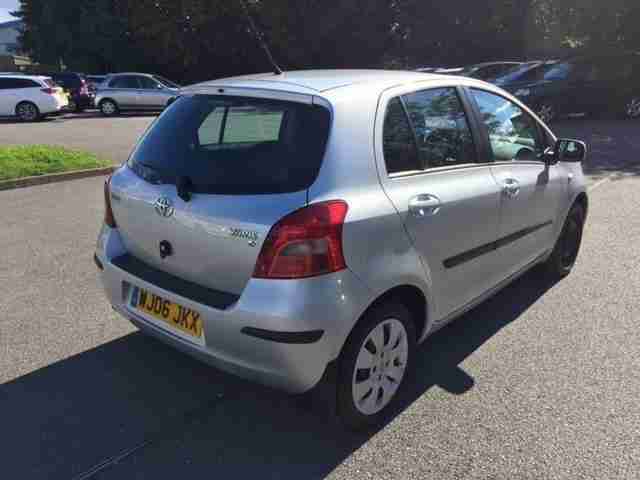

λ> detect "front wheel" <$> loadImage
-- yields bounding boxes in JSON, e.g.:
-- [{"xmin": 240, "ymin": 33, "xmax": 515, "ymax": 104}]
[
  {"xmin": 337, "ymin": 302, "xmax": 416, "ymax": 430},
  {"xmin": 543, "ymin": 204, "xmax": 585, "ymax": 279}
]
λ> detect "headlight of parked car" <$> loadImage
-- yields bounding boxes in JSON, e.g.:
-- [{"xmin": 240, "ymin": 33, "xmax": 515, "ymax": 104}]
[{"xmin": 514, "ymin": 88, "xmax": 531, "ymax": 97}]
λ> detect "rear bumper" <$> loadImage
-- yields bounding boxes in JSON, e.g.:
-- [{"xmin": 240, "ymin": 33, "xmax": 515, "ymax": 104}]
[
  {"xmin": 96, "ymin": 226, "xmax": 371, "ymax": 393},
  {"xmin": 39, "ymin": 96, "xmax": 68, "ymax": 115}
]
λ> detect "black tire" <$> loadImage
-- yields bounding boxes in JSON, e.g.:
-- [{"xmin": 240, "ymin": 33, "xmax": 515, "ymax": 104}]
[
  {"xmin": 16, "ymin": 101, "xmax": 41, "ymax": 122},
  {"xmin": 100, "ymin": 99, "xmax": 119, "ymax": 117},
  {"xmin": 337, "ymin": 302, "xmax": 417, "ymax": 431},
  {"xmin": 543, "ymin": 204, "xmax": 585, "ymax": 279}
]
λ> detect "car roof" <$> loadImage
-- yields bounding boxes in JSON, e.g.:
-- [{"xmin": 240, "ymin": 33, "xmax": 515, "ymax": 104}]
[
  {"xmin": 183, "ymin": 69, "xmax": 451, "ymax": 96},
  {"xmin": 0, "ymin": 75, "xmax": 49, "ymax": 81},
  {"xmin": 107, "ymin": 72, "xmax": 154, "ymax": 77},
  {"xmin": 470, "ymin": 61, "xmax": 522, "ymax": 68}
]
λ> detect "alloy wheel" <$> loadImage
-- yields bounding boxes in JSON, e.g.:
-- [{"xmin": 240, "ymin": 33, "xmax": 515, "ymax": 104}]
[
  {"xmin": 352, "ymin": 318, "xmax": 409, "ymax": 416},
  {"xmin": 101, "ymin": 101, "xmax": 116, "ymax": 116},
  {"xmin": 17, "ymin": 103, "xmax": 38, "ymax": 121}
]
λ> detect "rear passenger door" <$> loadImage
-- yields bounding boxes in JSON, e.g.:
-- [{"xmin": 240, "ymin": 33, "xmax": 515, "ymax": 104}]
[
  {"xmin": 469, "ymin": 88, "xmax": 566, "ymax": 276},
  {"xmin": 376, "ymin": 85, "xmax": 503, "ymax": 322},
  {"xmin": 107, "ymin": 76, "xmax": 140, "ymax": 108}
]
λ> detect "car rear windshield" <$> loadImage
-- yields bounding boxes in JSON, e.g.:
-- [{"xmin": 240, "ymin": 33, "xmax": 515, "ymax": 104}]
[{"xmin": 128, "ymin": 95, "xmax": 331, "ymax": 195}]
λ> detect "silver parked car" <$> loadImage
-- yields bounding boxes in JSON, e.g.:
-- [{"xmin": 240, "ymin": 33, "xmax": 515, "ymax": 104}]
[
  {"xmin": 95, "ymin": 73, "xmax": 180, "ymax": 116},
  {"xmin": 96, "ymin": 70, "xmax": 588, "ymax": 429}
]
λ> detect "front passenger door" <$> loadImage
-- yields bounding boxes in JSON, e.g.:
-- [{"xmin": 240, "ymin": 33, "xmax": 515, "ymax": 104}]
[
  {"xmin": 470, "ymin": 88, "xmax": 566, "ymax": 276},
  {"xmin": 136, "ymin": 76, "xmax": 170, "ymax": 109}
]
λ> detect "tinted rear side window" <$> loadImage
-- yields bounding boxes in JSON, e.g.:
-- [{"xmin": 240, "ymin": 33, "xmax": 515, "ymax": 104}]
[
  {"xmin": 11, "ymin": 79, "xmax": 40, "ymax": 88},
  {"xmin": 128, "ymin": 95, "xmax": 331, "ymax": 195},
  {"xmin": 382, "ymin": 97, "xmax": 420, "ymax": 174},
  {"xmin": 109, "ymin": 76, "xmax": 140, "ymax": 88}
]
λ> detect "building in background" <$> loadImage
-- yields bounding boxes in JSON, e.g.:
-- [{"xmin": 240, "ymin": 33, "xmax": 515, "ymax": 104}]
[
  {"xmin": 0, "ymin": 20, "xmax": 35, "ymax": 72},
  {"xmin": 0, "ymin": 20, "xmax": 22, "ymax": 55}
]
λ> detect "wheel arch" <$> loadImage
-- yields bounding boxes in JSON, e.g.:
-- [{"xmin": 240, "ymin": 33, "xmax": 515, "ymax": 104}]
[
  {"xmin": 99, "ymin": 97, "xmax": 119, "ymax": 108},
  {"xmin": 341, "ymin": 284, "xmax": 430, "ymax": 359},
  {"xmin": 15, "ymin": 100, "xmax": 38, "ymax": 113}
]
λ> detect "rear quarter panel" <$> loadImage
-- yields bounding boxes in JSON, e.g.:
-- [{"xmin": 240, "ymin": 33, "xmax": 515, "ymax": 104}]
[{"xmin": 308, "ymin": 87, "xmax": 435, "ymax": 344}]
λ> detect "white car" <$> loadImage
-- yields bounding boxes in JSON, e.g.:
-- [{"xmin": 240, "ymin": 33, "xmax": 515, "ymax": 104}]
[{"xmin": 0, "ymin": 75, "xmax": 69, "ymax": 121}]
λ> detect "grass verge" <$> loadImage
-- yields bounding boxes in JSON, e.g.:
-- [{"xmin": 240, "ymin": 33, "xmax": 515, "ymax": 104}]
[{"xmin": 0, "ymin": 145, "xmax": 111, "ymax": 181}]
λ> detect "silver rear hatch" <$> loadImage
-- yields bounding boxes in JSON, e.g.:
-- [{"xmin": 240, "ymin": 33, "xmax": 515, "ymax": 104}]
[{"xmin": 109, "ymin": 93, "xmax": 331, "ymax": 296}]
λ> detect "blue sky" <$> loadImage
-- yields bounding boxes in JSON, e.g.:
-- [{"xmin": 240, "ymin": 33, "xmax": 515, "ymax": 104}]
[{"xmin": 0, "ymin": 0, "xmax": 18, "ymax": 23}]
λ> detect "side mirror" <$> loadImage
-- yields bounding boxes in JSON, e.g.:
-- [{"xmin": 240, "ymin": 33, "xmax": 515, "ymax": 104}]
[{"xmin": 543, "ymin": 138, "xmax": 587, "ymax": 165}]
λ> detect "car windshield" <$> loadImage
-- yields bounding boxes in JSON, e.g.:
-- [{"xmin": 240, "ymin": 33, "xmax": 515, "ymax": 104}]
[
  {"xmin": 153, "ymin": 75, "xmax": 180, "ymax": 88},
  {"xmin": 128, "ymin": 95, "xmax": 331, "ymax": 195}
]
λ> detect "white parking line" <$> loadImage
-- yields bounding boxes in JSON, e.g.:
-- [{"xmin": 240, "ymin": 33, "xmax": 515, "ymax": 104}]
[{"xmin": 588, "ymin": 175, "xmax": 612, "ymax": 192}]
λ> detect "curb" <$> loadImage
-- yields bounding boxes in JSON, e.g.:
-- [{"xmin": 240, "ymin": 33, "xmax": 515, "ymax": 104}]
[{"xmin": 0, "ymin": 166, "xmax": 116, "ymax": 192}]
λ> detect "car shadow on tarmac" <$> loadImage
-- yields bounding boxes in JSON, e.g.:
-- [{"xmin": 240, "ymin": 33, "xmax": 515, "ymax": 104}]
[{"xmin": 1, "ymin": 267, "xmax": 559, "ymax": 480}]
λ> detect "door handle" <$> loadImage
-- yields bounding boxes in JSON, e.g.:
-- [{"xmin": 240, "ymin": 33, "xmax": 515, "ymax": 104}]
[
  {"xmin": 409, "ymin": 194, "xmax": 441, "ymax": 217},
  {"xmin": 502, "ymin": 178, "xmax": 520, "ymax": 198}
]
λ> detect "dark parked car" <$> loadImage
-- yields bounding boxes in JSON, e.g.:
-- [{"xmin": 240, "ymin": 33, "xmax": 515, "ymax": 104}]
[
  {"xmin": 47, "ymin": 72, "xmax": 94, "ymax": 112},
  {"xmin": 456, "ymin": 62, "xmax": 524, "ymax": 81},
  {"xmin": 86, "ymin": 75, "xmax": 107, "ymax": 92},
  {"xmin": 492, "ymin": 61, "xmax": 558, "ymax": 88},
  {"xmin": 499, "ymin": 53, "xmax": 640, "ymax": 122}
]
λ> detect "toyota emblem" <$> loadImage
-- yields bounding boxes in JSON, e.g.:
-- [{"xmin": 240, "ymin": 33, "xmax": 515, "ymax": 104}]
[{"xmin": 154, "ymin": 197, "xmax": 175, "ymax": 218}]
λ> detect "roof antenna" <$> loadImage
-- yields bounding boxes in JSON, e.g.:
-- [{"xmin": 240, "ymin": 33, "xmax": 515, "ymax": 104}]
[{"xmin": 238, "ymin": 0, "xmax": 283, "ymax": 75}]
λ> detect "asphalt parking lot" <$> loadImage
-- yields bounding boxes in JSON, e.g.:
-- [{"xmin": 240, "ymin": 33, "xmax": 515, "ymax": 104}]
[
  {"xmin": 1, "ymin": 117, "xmax": 639, "ymax": 479},
  {"xmin": 0, "ymin": 112, "xmax": 155, "ymax": 165}
]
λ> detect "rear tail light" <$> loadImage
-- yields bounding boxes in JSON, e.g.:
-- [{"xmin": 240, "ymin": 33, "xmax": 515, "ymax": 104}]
[
  {"xmin": 253, "ymin": 201, "xmax": 348, "ymax": 279},
  {"xmin": 41, "ymin": 88, "xmax": 56, "ymax": 95},
  {"xmin": 80, "ymin": 82, "xmax": 89, "ymax": 95},
  {"xmin": 104, "ymin": 176, "xmax": 117, "ymax": 228}
]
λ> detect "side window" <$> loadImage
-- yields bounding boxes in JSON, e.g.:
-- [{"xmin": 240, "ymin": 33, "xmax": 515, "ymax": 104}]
[
  {"xmin": 0, "ymin": 79, "xmax": 12, "ymax": 90},
  {"xmin": 138, "ymin": 76, "xmax": 161, "ymax": 90},
  {"xmin": 382, "ymin": 97, "xmax": 420, "ymax": 175},
  {"xmin": 109, "ymin": 76, "xmax": 140, "ymax": 89},
  {"xmin": 402, "ymin": 87, "xmax": 476, "ymax": 168},
  {"xmin": 14, "ymin": 79, "xmax": 39, "ymax": 89},
  {"xmin": 471, "ymin": 89, "xmax": 543, "ymax": 162}
]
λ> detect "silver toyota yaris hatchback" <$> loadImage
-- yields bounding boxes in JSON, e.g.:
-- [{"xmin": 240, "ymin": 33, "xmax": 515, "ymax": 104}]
[{"xmin": 96, "ymin": 70, "xmax": 588, "ymax": 429}]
